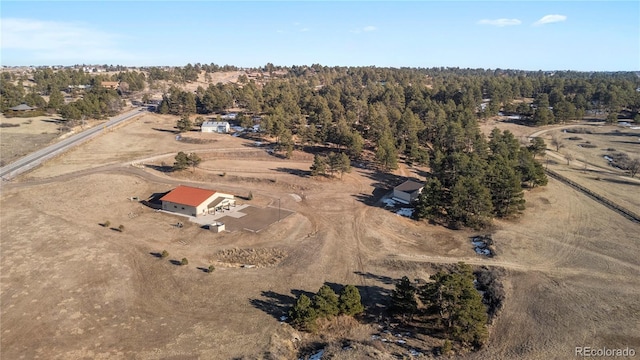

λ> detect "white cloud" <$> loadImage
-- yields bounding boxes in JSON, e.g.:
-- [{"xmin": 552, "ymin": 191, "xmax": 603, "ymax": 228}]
[
  {"xmin": 533, "ymin": 14, "xmax": 567, "ymax": 26},
  {"xmin": 477, "ymin": 18, "xmax": 522, "ymax": 27},
  {"xmin": 0, "ymin": 18, "xmax": 135, "ymax": 63},
  {"xmin": 351, "ymin": 25, "xmax": 377, "ymax": 34}
]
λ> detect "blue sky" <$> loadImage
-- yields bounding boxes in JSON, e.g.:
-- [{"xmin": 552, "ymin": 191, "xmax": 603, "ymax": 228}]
[{"xmin": 1, "ymin": 1, "xmax": 638, "ymax": 71}]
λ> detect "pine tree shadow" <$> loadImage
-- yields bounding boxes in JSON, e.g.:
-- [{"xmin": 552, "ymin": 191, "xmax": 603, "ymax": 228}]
[{"xmin": 249, "ymin": 290, "xmax": 297, "ymax": 320}]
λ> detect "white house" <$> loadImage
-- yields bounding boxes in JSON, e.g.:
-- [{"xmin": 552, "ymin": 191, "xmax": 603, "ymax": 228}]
[
  {"xmin": 392, "ymin": 180, "xmax": 424, "ymax": 204},
  {"xmin": 221, "ymin": 113, "xmax": 237, "ymax": 120},
  {"xmin": 160, "ymin": 185, "xmax": 235, "ymax": 217},
  {"xmin": 201, "ymin": 121, "xmax": 230, "ymax": 133}
]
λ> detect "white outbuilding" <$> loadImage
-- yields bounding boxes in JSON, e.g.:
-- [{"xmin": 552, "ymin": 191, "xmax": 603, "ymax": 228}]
[
  {"xmin": 201, "ymin": 121, "xmax": 230, "ymax": 133},
  {"xmin": 392, "ymin": 180, "xmax": 424, "ymax": 204}
]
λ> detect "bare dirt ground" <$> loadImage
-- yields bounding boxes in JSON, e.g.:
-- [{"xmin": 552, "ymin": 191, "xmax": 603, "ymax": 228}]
[{"xmin": 1, "ymin": 114, "xmax": 639, "ymax": 359}]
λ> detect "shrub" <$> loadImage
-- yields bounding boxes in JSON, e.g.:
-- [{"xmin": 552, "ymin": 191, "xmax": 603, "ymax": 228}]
[
  {"xmin": 103, "ymin": 220, "xmax": 111, "ymax": 228},
  {"xmin": 248, "ymin": 191, "xmax": 253, "ymax": 200},
  {"xmin": 208, "ymin": 265, "xmax": 215, "ymax": 273},
  {"xmin": 180, "ymin": 258, "xmax": 188, "ymax": 266},
  {"xmin": 441, "ymin": 339, "xmax": 453, "ymax": 355},
  {"xmin": 118, "ymin": 224, "xmax": 125, "ymax": 232},
  {"xmin": 161, "ymin": 250, "xmax": 169, "ymax": 258}
]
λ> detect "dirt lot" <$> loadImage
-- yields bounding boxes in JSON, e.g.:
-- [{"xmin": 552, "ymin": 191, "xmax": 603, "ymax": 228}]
[
  {"xmin": 0, "ymin": 114, "xmax": 62, "ymax": 167},
  {"xmin": 1, "ymin": 114, "xmax": 639, "ymax": 359}
]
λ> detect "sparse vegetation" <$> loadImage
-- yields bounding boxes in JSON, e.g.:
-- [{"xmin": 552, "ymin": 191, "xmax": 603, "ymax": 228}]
[
  {"xmin": 180, "ymin": 258, "xmax": 188, "ymax": 266},
  {"xmin": 161, "ymin": 250, "xmax": 169, "ymax": 258},
  {"xmin": 208, "ymin": 265, "xmax": 215, "ymax": 273},
  {"xmin": 118, "ymin": 224, "xmax": 125, "ymax": 232},
  {"xmin": 103, "ymin": 220, "xmax": 111, "ymax": 228}
]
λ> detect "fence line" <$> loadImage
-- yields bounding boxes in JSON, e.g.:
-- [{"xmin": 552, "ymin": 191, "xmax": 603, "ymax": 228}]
[{"xmin": 545, "ymin": 169, "xmax": 640, "ymax": 224}]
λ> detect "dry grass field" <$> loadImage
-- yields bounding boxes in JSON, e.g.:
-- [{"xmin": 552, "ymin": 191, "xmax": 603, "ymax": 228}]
[{"xmin": 1, "ymin": 113, "xmax": 639, "ymax": 359}]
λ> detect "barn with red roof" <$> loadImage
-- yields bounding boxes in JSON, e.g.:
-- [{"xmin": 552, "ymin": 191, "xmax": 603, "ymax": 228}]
[{"xmin": 159, "ymin": 185, "xmax": 235, "ymax": 217}]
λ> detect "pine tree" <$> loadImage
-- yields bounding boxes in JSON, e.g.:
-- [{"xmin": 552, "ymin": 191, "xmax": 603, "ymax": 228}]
[
  {"xmin": 173, "ymin": 151, "xmax": 190, "ymax": 171},
  {"xmin": 310, "ymin": 154, "xmax": 326, "ymax": 176},
  {"xmin": 376, "ymin": 131, "xmax": 398, "ymax": 170},
  {"xmin": 289, "ymin": 294, "xmax": 318, "ymax": 331},
  {"xmin": 313, "ymin": 285, "xmax": 340, "ymax": 318},
  {"xmin": 338, "ymin": 285, "xmax": 364, "ymax": 316},
  {"xmin": 413, "ymin": 178, "xmax": 445, "ymax": 221},
  {"xmin": 47, "ymin": 90, "xmax": 64, "ymax": 111},
  {"xmin": 176, "ymin": 116, "xmax": 192, "ymax": 133},
  {"xmin": 486, "ymin": 156, "xmax": 525, "ymax": 217},
  {"xmin": 420, "ymin": 263, "xmax": 489, "ymax": 349},
  {"xmin": 390, "ymin": 276, "xmax": 418, "ymax": 320},
  {"xmin": 449, "ymin": 176, "xmax": 493, "ymax": 229}
]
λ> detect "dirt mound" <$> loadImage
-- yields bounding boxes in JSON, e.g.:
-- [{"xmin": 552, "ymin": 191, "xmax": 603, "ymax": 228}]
[{"xmin": 214, "ymin": 248, "xmax": 287, "ymax": 267}]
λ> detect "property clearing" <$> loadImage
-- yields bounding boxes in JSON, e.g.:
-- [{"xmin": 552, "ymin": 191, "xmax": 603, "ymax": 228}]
[{"xmin": 1, "ymin": 113, "xmax": 638, "ymax": 359}]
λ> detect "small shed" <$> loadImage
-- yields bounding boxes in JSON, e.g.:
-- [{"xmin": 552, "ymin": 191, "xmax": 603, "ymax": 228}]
[
  {"xmin": 209, "ymin": 222, "xmax": 225, "ymax": 233},
  {"xmin": 201, "ymin": 121, "xmax": 230, "ymax": 133},
  {"xmin": 392, "ymin": 180, "xmax": 424, "ymax": 204}
]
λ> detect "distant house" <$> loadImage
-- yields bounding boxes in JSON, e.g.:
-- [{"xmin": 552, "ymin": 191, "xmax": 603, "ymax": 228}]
[
  {"xmin": 101, "ymin": 81, "xmax": 119, "ymax": 90},
  {"xmin": 220, "ymin": 113, "xmax": 237, "ymax": 120},
  {"xmin": 9, "ymin": 104, "xmax": 36, "ymax": 112},
  {"xmin": 392, "ymin": 180, "xmax": 424, "ymax": 204},
  {"xmin": 201, "ymin": 121, "xmax": 230, "ymax": 133},
  {"xmin": 159, "ymin": 185, "xmax": 235, "ymax": 217}
]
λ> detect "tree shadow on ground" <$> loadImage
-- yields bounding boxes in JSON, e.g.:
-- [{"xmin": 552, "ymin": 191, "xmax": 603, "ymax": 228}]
[
  {"xmin": 149, "ymin": 252, "xmax": 162, "ymax": 258},
  {"xmin": 272, "ymin": 167, "xmax": 310, "ymax": 177},
  {"xmin": 354, "ymin": 271, "xmax": 396, "ymax": 285},
  {"xmin": 196, "ymin": 267, "xmax": 211, "ymax": 273},
  {"xmin": 249, "ymin": 290, "xmax": 297, "ymax": 320},
  {"xmin": 144, "ymin": 164, "xmax": 174, "ymax": 173},
  {"xmin": 169, "ymin": 259, "xmax": 183, "ymax": 266},
  {"xmin": 600, "ymin": 177, "xmax": 640, "ymax": 186},
  {"xmin": 151, "ymin": 127, "xmax": 178, "ymax": 134}
]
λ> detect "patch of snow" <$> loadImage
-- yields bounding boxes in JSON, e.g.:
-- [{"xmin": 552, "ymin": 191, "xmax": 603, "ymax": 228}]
[
  {"xmin": 472, "ymin": 240, "xmax": 486, "ymax": 247},
  {"xmin": 382, "ymin": 198, "xmax": 397, "ymax": 207},
  {"xmin": 231, "ymin": 126, "xmax": 244, "ymax": 131},
  {"xmin": 396, "ymin": 339, "xmax": 407, "ymax": 344},
  {"xmin": 279, "ymin": 315, "xmax": 288, "ymax": 322},
  {"xmin": 232, "ymin": 132, "xmax": 241, "ymax": 137},
  {"xmin": 290, "ymin": 193, "xmax": 302, "ymax": 202},
  {"xmin": 396, "ymin": 208, "xmax": 414, "ymax": 217},
  {"xmin": 630, "ymin": 126, "xmax": 640, "ymax": 130},
  {"xmin": 604, "ymin": 155, "xmax": 613, "ymax": 162},
  {"xmin": 410, "ymin": 349, "xmax": 422, "ymax": 356},
  {"xmin": 475, "ymin": 247, "xmax": 491, "ymax": 256},
  {"xmin": 507, "ymin": 115, "xmax": 522, "ymax": 120},
  {"xmin": 304, "ymin": 349, "xmax": 324, "ymax": 360}
]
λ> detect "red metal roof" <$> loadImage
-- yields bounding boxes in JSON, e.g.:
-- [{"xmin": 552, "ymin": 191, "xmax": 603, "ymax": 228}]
[{"xmin": 159, "ymin": 185, "xmax": 216, "ymax": 207}]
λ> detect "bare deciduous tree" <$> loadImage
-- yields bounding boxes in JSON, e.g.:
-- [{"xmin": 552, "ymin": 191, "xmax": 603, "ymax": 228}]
[
  {"xmin": 629, "ymin": 158, "xmax": 640, "ymax": 178},
  {"xmin": 564, "ymin": 152, "xmax": 574, "ymax": 166},
  {"xmin": 551, "ymin": 134, "xmax": 565, "ymax": 152}
]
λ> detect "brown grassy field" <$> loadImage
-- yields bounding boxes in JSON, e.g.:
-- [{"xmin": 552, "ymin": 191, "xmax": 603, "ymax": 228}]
[{"xmin": 1, "ymin": 113, "xmax": 639, "ymax": 359}]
